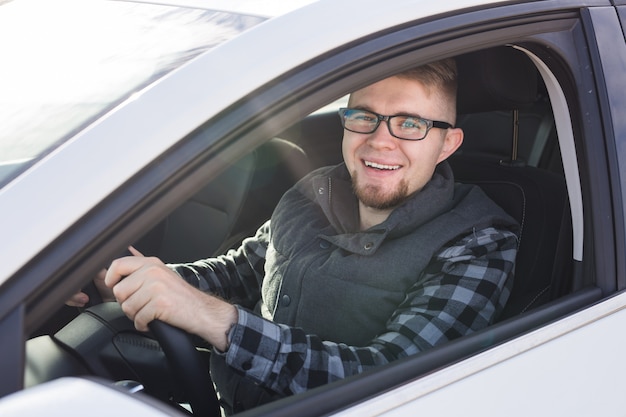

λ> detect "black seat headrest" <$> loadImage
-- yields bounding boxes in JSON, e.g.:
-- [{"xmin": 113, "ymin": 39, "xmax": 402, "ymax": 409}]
[{"xmin": 456, "ymin": 46, "xmax": 538, "ymax": 114}]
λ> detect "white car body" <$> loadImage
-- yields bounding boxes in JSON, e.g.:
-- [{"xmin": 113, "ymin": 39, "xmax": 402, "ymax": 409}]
[{"xmin": 1, "ymin": 0, "xmax": 625, "ymax": 415}]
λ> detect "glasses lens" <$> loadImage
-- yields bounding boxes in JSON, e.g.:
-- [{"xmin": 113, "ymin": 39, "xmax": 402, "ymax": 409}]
[
  {"xmin": 341, "ymin": 108, "xmax": 379, "ymax": 133},
  {"xmin": 389, "ymin": 116, "xmax": 429, "ymax": 140}
]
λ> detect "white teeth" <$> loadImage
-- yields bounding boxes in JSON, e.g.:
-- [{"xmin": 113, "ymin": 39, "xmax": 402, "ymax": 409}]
[{"xmin": 364, "ymin": 160, "xmax": 400, "ymax": 170}]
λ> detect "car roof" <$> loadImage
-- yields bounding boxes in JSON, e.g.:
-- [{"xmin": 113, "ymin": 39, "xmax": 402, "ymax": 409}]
[{"xmin": 121, "ymin": 0, "xmax": 322, "ymax": 18}]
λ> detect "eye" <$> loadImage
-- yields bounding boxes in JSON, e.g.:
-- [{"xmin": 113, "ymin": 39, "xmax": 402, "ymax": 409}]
[
  {"xmin": 393, "ymin": 116, "xmax": 428, "ymax": 131},
  {"xmin": 346, "ymin": 110, "xmax": 377, "ymax": 123}
]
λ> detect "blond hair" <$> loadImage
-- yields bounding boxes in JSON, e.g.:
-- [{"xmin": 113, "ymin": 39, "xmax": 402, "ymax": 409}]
[{"xmin": 396, "ymin": 58, "xmax": 458, "ymax": 122}]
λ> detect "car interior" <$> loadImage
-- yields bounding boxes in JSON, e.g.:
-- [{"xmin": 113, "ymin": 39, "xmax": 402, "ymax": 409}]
[
  {"xmin": 26, "ymin": 44, "xmax": 582, "ymax": 414},
  {"xmin": 280, "ymin": 46, "xmax": 573, "ymax": 321},
  {"xmin": 145, "ymin": 45, "xmax": 574, "ymax": 316}
]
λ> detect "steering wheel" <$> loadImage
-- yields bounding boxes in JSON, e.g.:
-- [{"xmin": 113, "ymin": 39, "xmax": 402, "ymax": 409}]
[
  {"xmin": 32, "ymin": 302, "xmax": 220, "ymax": 416},
  {"xmin": 81, "ymin": 276, "xmax": 220, "ymax": 414},
  {"xmin": 148, "ymin": 319, "xmax": 221, "ymax": 416}
]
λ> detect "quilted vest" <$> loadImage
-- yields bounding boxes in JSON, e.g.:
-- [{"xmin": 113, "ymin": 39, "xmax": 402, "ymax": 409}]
[{"xmin": 261, "ymin": 162, "xmax": 517, "ymax": 346}]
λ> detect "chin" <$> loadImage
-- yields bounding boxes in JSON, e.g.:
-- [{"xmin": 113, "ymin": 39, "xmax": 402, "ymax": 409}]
[{"xmin": 355, "ymin": 185, "xmax": 409, "ymax": 210}]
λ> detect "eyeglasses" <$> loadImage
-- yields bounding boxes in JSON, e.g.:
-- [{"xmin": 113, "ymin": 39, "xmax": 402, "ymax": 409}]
[{"xmin": 338, "ymin": 107, "xmax": 453, "ymax": 141}]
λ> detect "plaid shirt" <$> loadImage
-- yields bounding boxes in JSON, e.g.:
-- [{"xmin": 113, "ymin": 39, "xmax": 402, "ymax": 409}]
[{"xmin": 172, "ymin": 222, "xmax": 517, "ymax": 397}]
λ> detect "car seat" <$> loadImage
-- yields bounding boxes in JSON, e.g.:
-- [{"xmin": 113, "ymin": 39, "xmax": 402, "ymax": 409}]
[
  {"xmin": 451, "ymin": 46, "xmax": 573, "ymax": 320},
  {"xmin": 136, "ymin": 138, "xmax": 311, "ymax": 263}
]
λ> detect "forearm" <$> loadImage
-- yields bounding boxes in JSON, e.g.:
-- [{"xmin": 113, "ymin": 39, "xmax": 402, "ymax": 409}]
[
  {"xmin": 169, "ymin": 221, "xmax": 270, "ymax": 307},
  {"xmin": 189, "ymin": 293, "xmax": 239, "ymax": 352}
]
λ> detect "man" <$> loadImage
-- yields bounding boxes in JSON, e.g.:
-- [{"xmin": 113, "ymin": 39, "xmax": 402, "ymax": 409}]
[{"xmin": 75, "ymin": 59, "xmax": 518, "ymax": 413}]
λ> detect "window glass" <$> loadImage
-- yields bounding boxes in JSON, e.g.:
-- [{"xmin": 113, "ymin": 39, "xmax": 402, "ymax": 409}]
[{"xmin": 0, "ymin": 0, "xmax": 265, "ymax": 187}]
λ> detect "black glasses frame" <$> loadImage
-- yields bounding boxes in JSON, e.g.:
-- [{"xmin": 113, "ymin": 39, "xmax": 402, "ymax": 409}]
[{"xmin": 338, "ymin": 107, "xmax": 453, "ymax": 141}]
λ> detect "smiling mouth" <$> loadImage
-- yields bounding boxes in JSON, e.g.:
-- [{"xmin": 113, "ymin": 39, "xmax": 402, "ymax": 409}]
[{"xmin": 364, "ymin": 160, "xmax": 401, "ymax": 171}]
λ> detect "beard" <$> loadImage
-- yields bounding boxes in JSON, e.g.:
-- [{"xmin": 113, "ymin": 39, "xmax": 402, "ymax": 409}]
[{"xmin": 351, "ymin": 170, "xmax": 410, "ymax": 210}]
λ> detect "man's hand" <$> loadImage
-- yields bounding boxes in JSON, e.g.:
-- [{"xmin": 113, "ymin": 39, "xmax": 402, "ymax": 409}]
[
  {"xmin": 66, "ymin": 268, "xmax": 115, "ymax": 307},
  {"xmin": 105, "ymin": 249, "xmax": 237, "ymax": 351}
]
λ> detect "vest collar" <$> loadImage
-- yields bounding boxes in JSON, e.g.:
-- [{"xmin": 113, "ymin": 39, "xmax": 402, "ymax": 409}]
[{"xmin": 311, "ymin": 161, "xmax": 456, "ymax": 255}]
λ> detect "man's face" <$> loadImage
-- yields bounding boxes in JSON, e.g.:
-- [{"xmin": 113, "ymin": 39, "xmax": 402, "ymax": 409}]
[{"xmin": 342, "ymin": 76, "xmax": 463, "ymax": 211}]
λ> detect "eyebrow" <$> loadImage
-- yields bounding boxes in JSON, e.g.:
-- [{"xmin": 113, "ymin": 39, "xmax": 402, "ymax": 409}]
[{"xmin": 350, "ymin": 105, "xmax": 425, "ymax": 119}]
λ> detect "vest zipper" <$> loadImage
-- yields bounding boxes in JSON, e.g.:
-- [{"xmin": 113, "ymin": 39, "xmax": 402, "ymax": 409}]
[{"xmin": 327, "ymin": 176, "xmax": 332, "ymax": 206}]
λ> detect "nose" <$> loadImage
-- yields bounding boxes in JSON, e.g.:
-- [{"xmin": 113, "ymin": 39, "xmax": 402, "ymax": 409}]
[{"xmin": 367, "ymin": 119, "xmax": 397, "ymax": 149}]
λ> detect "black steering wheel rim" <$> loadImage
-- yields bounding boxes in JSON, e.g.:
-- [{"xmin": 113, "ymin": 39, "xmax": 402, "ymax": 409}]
[
  {"xmin": 41, "ymin": 302, "xmax": 221, "ymax": 415},
  {"xmin": 147, "ymin": 319, "xmax": 220, "ymax": 416}
]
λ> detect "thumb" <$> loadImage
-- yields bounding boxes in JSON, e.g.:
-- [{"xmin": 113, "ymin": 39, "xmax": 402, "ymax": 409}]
[{"xmin": 128, "ymin": 245, "xmax": 144, "ymax": 257}]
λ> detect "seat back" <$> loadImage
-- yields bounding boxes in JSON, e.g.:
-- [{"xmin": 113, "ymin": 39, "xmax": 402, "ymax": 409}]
[
  {"xmin": 449, "ymin": 156, "xmax": 572, "ymax": 319},
  {"xmin": 452, "ymin": 46, "xmax": 573, "ymax": 320},
  {"xmin": 136, "ymin": 138, "xmax": 310, "ymax": 263}
]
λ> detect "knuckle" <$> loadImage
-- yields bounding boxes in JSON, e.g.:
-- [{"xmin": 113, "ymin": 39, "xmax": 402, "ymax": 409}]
[
  {"xmin": 143, "ymin": 257, "xmax": 163, "ymax": 269},
  {"xmin": 109, "ymin": 258, "xmax": 122, "ymax": 270},
  {"xmin": 120, "ymin": 301, "xmax": 135, "ymax": 317},
  {"xmin": 112, "ymin": 285, "xmax": 124, "ymax": 301}
]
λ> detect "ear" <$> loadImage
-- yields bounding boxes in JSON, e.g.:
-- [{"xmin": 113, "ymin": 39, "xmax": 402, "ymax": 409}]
[{"xmin": 437, "ymin": 127, "xmax": 464, "ymax": 163}]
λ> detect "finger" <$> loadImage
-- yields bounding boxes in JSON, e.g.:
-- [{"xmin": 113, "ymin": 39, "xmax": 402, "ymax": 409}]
[
  {"xmin": 110, "ymin": 259, "xmax": 170, "ymax": 303},
  {"xmin": 128, "ymin": 245, "xmax": 144, "ymax": 257},
  {"xmin": 118, "ymin": 274, "xmax": 174, "ymax": 331},
  {"xmin": 118, "ymin": 288, "xmax": 153, "ymax": 331},
  {"xmin": 104, "ymin": 256, "xmax": 156, "ymax": 289},
  {"xmin": 125, "ymin": 270, "xmax": 196, "ymax": 331},
  {"xmin": 130, "ymin": 291, "xmax": 172, "ymax": 332},
  {"xmin": 93, "ymin": 269, "xmax": 116, "ymax": 302},
  {"xmin": 94, "ymin": 268, "xmax": 107, "ymax": 281},
  {"xmin": 66, "ymin": 291, "xmax": 89, "ymax": 307}
]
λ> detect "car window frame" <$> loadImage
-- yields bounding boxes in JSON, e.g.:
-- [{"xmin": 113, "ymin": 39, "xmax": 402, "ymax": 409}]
[{"xmin": 582, "ymin": 6, "xmax": 626, "ymax": 292}]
